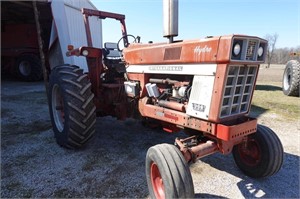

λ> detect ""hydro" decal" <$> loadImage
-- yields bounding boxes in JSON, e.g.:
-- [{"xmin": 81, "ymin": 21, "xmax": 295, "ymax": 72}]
[{"xmin": 194, "ymin": 45, "xmax": 212, "ymax": 56}]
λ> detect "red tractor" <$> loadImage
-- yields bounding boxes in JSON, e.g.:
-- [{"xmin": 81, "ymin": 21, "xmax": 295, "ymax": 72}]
[{"xmin": 48, "ymin": 1, "xmax": 283, "ymax": 198}]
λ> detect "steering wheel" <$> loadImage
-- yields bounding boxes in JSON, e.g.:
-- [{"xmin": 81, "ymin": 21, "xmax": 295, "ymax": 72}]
[{"xmin": 117, "ymin": 34, "xmax": 137, "ymax": 51}]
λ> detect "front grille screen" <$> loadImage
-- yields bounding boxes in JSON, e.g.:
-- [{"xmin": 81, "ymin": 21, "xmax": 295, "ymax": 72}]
[
  {"xmin": 246, "ymin": 40, "xmax": 257, "ymax": 61},
  {"xmin": 220, "ymin": 65, "xmax": 257, "ymax": 118}
]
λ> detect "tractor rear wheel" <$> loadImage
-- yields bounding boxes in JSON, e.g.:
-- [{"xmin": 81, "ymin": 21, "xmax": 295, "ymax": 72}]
[
  {"xmin": 146, "ymin": 144, "xmax": 194, "ymax": 199},
  {"xmin": 282, "ymin": 60, "xmax": 300, "ymax": 96},
  {"xmin": 232, "ymin": 124, "xmax": 283, "ymax": 178},
  {"xmin": 49, "ymin": 64, "xmax": 96, "ymax": 149},
  {"xmin": 15, "ymin": 54, "xmax": 43, "ymax": 81}
]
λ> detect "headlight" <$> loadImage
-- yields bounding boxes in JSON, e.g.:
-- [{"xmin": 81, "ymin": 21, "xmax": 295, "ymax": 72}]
[
  {"xmin": 231, "ymin": 39, "xmax": 244, "ymax": 60},
  {"xmin": 82, "ymin": 50, "xmax": 89, "ymax": 56},
  {"xmin": 257, "ymin": 46, "xmax": 264, "ymax": 57},
  {"xmin": 233, "ymin": 43, "xmax": 241, "ymax": 56}
]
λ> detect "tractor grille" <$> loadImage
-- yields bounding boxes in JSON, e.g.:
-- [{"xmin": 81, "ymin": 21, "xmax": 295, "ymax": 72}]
[
  {"xmin": 246, "ymin": 40, "xmax": 257, "ymax": 61},
  {"xmin": 220, "ymin": 65, "xmax": 257, "ymax": 118}
]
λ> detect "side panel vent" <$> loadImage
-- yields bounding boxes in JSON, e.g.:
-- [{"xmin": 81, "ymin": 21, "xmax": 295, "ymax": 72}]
[
  {"xmin": 164, "ymin": 47, "xmax": 182, "ymax": 60},
  {"xmin": 186, "ymin": 75, "xmax": 215, "ymax": 120}
]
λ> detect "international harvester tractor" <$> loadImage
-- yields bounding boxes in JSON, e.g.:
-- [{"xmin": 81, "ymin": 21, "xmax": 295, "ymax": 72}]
[{"xmin": 48, "ymin": 1, "xmax": 283, "ymax": 198}]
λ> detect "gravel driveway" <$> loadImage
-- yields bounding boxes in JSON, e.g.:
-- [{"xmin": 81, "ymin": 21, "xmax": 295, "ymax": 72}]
[{"xmin": 1, "ymin": 69, "xmax": 299, "ymax": 198}]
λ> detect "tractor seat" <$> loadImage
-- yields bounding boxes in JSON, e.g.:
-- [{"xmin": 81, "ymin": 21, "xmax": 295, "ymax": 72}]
[
  {"xmin": 102, "ymin": 42, "xmax": 125, "ymax": 74},
  {"xmin": 103, "ymin": 42, "xmax": 121, "ymax": 59}
]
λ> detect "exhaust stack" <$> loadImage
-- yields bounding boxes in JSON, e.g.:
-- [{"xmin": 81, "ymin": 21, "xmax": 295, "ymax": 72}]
[{"xmin": 163, "ymin": 0, "xmax": 178, "ymax": 43}]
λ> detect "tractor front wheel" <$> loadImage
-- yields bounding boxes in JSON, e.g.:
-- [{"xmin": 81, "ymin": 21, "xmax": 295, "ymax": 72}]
[
  {"xmin": 146, "ymin": 144, "xmax": 194, "ymax": 199},
  {"xmin": 232, "ymin": 124, "xmax": 283, "ymax": 178},
  {"xmin": 49, "ymin": 64, "xmax": 96, "ymax": 149}
]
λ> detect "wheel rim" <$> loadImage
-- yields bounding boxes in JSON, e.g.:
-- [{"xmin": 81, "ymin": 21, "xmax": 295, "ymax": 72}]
[
  {"xmin": 150, "ymin": 162, "xmax": 165, "ymax": 199},
  {"xmin": 19, "ymin": 61, "xmax": 31, "ymax": 76},
  {"xmin": 237, "ymin": 139, "xmax": 261, "ymax": 167},
  {"xmin": 283, "ymin": 68, "xmax": 291, "ymax": 90},
  {"xmin": 52, "ymin": 84, "xmax": 65, "ymax": 132}
]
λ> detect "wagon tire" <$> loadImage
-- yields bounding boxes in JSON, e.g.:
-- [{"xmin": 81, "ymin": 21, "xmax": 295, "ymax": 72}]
[
  {"xmin": 15, "ymin": 54, "xmax": 43, "ymax": 81},
  {"xmin": 146, "ymin": 144, "xmax": 194, "ymax": 199},
  {"xmin": 232, "ymin": 124, "xmax": 283, "ymax": 178},
  {"xmin": 49, "ymin": 64, "xmax": 96, "ymax": 149},
  {"xmin": 282, "ymin": 60, "xmax": 300, "ymax": 96}
]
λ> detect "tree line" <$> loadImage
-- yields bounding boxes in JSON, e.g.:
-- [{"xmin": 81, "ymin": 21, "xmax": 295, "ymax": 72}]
[
  {"xmin": 265, "ymin": 33, "xmax": 300, "ymax": 67},
  {"xmin": 270, "ymin": 46, "xmax": 300, "ymax": 64}
]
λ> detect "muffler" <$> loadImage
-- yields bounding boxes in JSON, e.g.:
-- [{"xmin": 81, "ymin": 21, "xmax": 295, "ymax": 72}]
[{"xmin": 163, "ymin": 0, "xmax": 178, "ymax": 43}]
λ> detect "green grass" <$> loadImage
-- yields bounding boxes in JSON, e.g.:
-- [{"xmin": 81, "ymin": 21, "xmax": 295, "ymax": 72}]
[{"xmin": 251, "ymin": 82, "xmax": 300, "ymax": 121}]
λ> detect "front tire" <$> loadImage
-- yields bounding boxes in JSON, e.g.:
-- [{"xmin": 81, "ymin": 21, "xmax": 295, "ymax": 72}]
[
  {"xmin": 232, "ymin": 125, "xmax": 283, "ymax": 178},
  {"xmin": 282, "ymin": 60, "xmax": 300, "ymax": 96},
  {"xmin": 49, "ymin": 65, "xmax": 96, "ymax": 149},
  {"xmin": 146, "ymin": 144, "xmax": 194, "ymax": 199}
]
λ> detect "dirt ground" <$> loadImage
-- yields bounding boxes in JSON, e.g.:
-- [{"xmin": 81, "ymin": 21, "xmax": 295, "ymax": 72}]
[{"xmin": 1, "ymin": 65, "xmax": 300, "ymax": 198}]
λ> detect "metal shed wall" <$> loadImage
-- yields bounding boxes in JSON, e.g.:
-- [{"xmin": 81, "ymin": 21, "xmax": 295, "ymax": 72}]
[{"xmin": 50, "ymin": 0, "xmax": 102, "ymax": 71}]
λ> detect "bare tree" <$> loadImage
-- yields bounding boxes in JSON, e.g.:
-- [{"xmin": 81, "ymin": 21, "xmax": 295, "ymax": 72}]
[{"xmin": 265, "ymin": 33, "xmax": 279, "ymax": 68}]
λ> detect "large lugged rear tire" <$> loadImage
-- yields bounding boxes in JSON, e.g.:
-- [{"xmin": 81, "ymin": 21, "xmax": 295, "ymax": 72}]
[
  {"xmin": 15, "ymin": 54, "xmax": 43, "ymax": 81},
  {"xmin": 146, "ymin": 144, "xmax": 194, "ymax": 199},
  {"xmin": 49, "ymin": 65, "xmax": 96, "ymax": 149},
  {"xmin": 282, "ymin": 60, "xmax": 300, "ymax": 96},
  {"xmin": 232, "ymin": 125, "xmax": 283, "ymax": 178}
]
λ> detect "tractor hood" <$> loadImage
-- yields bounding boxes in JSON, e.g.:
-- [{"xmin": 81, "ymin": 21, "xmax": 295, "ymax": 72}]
[{"xmin": 123, "ymin": 35, "xmax": 267, "ymax": 65}]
